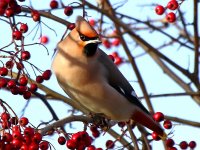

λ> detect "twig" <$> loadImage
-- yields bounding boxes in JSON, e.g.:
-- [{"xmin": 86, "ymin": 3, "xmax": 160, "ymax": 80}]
[{"xmin": 127, "ymin": 124, "xmax": 139, "ymax": 150}]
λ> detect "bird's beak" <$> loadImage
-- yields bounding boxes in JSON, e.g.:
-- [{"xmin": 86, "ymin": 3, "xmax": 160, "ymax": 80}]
[{"xmin": 85, "ymin": 38, "xmax": 102, "ymax": 45}]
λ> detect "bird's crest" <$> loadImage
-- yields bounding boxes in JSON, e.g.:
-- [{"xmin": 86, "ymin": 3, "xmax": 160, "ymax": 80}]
[{"xmin": 76, "ymin": 16, "xmax": 98, "ymax": 38}]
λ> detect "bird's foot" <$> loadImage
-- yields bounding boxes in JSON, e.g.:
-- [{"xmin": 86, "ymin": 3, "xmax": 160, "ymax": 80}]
[{"xmin": 88, "ymin": 113, "xmax": 115, "ymax": 131}]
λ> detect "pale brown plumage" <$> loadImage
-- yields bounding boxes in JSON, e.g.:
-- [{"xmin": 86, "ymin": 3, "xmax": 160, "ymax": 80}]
[{"xmin": 52, "ymin": 16, "xmax": 166, "ymax": 139}]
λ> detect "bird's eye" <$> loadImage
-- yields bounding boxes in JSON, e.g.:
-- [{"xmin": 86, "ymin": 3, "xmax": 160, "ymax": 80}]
[{"xmin": 80, "ymin": 34, "xmax": 86, "ymax": 41}]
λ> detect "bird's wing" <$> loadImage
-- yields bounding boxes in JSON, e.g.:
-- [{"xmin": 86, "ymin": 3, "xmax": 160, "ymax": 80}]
[{"xmin": 98, "ymin": 49, "xmax": 150, "ymax": 115}]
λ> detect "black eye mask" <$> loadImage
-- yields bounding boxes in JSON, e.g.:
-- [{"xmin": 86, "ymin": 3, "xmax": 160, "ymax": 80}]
[{"xmin": 78, "ymin": 32, "xmax": 98, "ymax": 41}]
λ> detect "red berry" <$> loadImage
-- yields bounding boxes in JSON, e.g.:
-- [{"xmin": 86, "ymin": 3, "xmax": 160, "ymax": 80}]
[
  {"xmin": 2, "ymin": 120, "xmax": 11, "ymax": 129},
  {"xmin": 167, "ymin": 0, "xmax": 179, "ymax": 10},
  {"xmin": 163, "ymin": 120, "xmax": 172, "ymax": 129},
  {"xmin": 106, "ymin": 140, "xmax": 115, "ymax": 149},
  {"xmin": 0, "ymin": 1, "xmax": 7, "ymax": 9},
  {"xmin": 7, "ymin": 80, "xmax": 16, "ymax": 88},
  {"xmin": 18, "ymin": 85, "xmax": 27, "ymax": 95},
  {"xmin": 36, "ymin": 75, "xmax": 44, "ymax": 83},
  {"xmin": 179, "ymin": 141, "xmax": 188, "ymax": 149},
  {"xmin": 66, "ymin": 139, "xmax": 76, "ymax": 149},
  {"xmin": 16, "ymin": 62, "xmax": 24, "ymax": 70},
  {"xmin": 4, "ymin": 144, "xmax": 14, "ymax": 150},
  {"xmin": 0, "ymin": 67, "xmax": 8, "ymax": 76},
  {"xmin": 168, "ymin": 147, "xmax": 177, "ymax": 150},
  {"xmin": 33, "ymin": 132, "xmax": 42, "ymax": 143},
  {"xmin": 2, "ymin": 132, "xmax": 13, "ymax": 142},
  {"xmin": 32, "ymin": 11, "xmax": 40, "ymax": 22},
  {"xmin": 1, "ymin": 112, "xmax": 10, "ymax": 121},
  {"xmin": 10, "ymin": 86, "xmax": 19, "ymax": 95},
  {"xmin": 67, "ymin": 23, "xmax": 75, "ymax": 30},
  {"xmin": 108, "ymin": 54, "xmax": 115, "ymax": 62},
  {"xmin": 13, "ymin": 30, "xmax": 22, "ymax": 40},
  {"xmin": 118, "ymin": 121, "xmax": 126, "ymax": 128},
  {"xmin": 38, "ymin": 141, "xmax": 48, "ymax": 150},
  {"xmin": 50, "ymin": 0, "xmax": 58, "ymax": 9},
  {"xmin": 0, "ymin": 8, "xmax": 5, "ymax": 16},
  {"xmin": 0, "ymin": 78, "xmax": 7, "ymax": 87},
  {"xmin": 12, "ymin": 132, "xmax": 22, "ymax": 141},
  {"xmin": 21, "ymin": 51, "xmax": 31, "ymax": 60},
  {"xmin": 153, "ymin": 112, "xmax": 164, "ymax": 122},
  {"xmin": 87, "ymin": 145, "xmax": 96, "ymax": 150},
  {"xmin": 189, "ymin": 141, "xmax": 196, "ymax": 149},
  {"xmin": 96, "ymin": 148, "xmax": 103, "ymax": 150},
  {"xmin": 19, "ymin": 117, "xmax": 29, "ymax": 126},
  {"xmin": 64, "ymin": 6, "xmax": 73, "ymax": 16},
  {"xmin": 92, "ymin": 130, "xmax": 100, "ymax": 138},
  {"xmin": 20, "ymin": 23, "xmax": 28, "ymax": 33},
  {"xmin": 90, "ymin": 125, "xmax": 97, "ymax": 131},
  {"xmin": 23, "ymin": 135, "xmax": 32, "ymax": 145},
  {"xmin": 58, "ymin": 136, "xmax": 66, "ymax": 145},
  {"xmin": 42, "ymin": 70, "xmax": 52, "ymax": 80},
  {"xmin": 112, "ymin": 38, "xmax": 120, "ymax": 46},
  {"xmin": 166, "ymin": 138, "xmax": 175, "ymax": 147},
  {"xmin": 89, "ymin": 19, "xmax": 96, "ymax": 26},
  {"xmin": 20, "ymin": 144, "xmax": 29, "ymax": 150},
  {"xmin": 12, "ymin": 125, "xmax": 21, "ymax": 133},
  {"xmin": 102, "ymin": 39, "xmax": 111, "ymax": 49},
  {"xmin": 23, "ymin": 91, "xmax": 31, "ymax": 99},
  {"xmin": 19, "ymin": 76, "xmax": 28, "ymax": 86},
  {"xmin": 14, "ymin": 4, "xmax": 21, "ymax": 14},
  {"xmin": 29, "ymin": 83, "xmax": 38, "ymax": 92},
  {"xmin": 24, "ymin": 126, "xmax": 34, "ymax": 137},
  {"xmin": 111, "ymin": 51, "xmax": 119, "ymax": 58},
  {"xmin": 12, "ymin": 139, "xmax": 22, "ymax": 149},
  {"xmin": 5, "ymin": 7, "xmax": 14, "ymax": 17},
  {"xmin": 114, "ymin": 57, "xmax": 123, "ymax": 65},
  {"xmin": 6, "ymin": 60, "xmax": 14, "ymax": 69},
  {"xmin": 166, "ymin": 12, "xmax": 176, "ymax": 23},
  {"xmin": 151, "ymin": 131, "xmax": 161, "ymax": 141},
  {"xmin": 39, "ymin": 141, "xmax": 49, "ymax": 150},
  {"xmin": 40, "ymin": 36, "xmax": 49, "ymax": 44},
  {"xmin": 155, "ymin": 5, "xmax": 165, "ymax": 15},
  {"xmin": 10, "ymin": 117, "xmax": 18, "ymax": 125},
  {"xmin": 29, "ymin": 143, "xmax": 39, "ymax": 150}
]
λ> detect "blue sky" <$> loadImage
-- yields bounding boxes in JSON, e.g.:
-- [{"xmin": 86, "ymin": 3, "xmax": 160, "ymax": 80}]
[{"xmin": 0, "ymin": 0, "xmax": 199, "ymax": 149}]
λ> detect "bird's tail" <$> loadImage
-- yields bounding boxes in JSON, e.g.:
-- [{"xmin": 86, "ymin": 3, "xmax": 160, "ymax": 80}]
[{"xmin": 131, "ymin": 109, "xmax": 167, "ymax": 140}]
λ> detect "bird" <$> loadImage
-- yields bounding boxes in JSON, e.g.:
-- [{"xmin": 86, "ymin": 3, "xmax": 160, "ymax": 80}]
[{"xmin": 52, "ymin": 16, "xmax": 167, "ymax": 140}]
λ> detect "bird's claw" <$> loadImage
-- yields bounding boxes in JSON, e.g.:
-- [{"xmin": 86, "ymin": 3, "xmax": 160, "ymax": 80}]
[{"xmin": 89, "ymin": 113, "xmax": 114, "ymax": 131}]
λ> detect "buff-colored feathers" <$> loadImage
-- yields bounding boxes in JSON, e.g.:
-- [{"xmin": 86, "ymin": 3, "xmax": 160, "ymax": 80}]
[
  {"xmin": 52, "ymin": 16, "xmax": 166, "ymax": 140},
  {"xmin": 76, "ymin": 16, "xmax": 98, "ymax": 38}
]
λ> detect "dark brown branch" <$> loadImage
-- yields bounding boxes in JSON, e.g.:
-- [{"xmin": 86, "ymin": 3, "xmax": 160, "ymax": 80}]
[
  {"xmin": 21, "ymin": 7, "xmax": 70, "ymax": 26},
  {"xmin": 165, "ymin": 116, "xmax": 200, "ymax": 127},
  {"xmin": 193, "ymin": 0, "xmax": 199, "ymax": 87}
]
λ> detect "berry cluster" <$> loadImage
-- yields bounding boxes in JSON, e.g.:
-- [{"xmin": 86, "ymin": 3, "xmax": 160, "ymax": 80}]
[
  {"xmin": 102, "ymin": 38, "xmax": 121, "ymax": 49},
  {"xmin": 50, "ymin": 0, "xmax": 73, "ymax": 17},
  {"xmin": 155, "ymin": 0, "xmax": 183, "ymax": 23},
  {"xmin": 0, "ymin": 0, "xmax": 21, "ymax": 17},
  {"xmin": 0, "ymin": 100, "xmax": 50, "ymax": 150},
  {"xmin": 165, "ymin": 139, "xmax": 196, "ymax": 150},
  {"xmin": 152, "ymin": 112, "xmax": 172, "ymax": 141},
  {"xmin": 153, "ymin": 112, "xmax": 197, "ymax": 149},
  {"xmin": 66, "ymin": 131, "xmax": 92, "ymax": 149},
  {"xmin": 0, "ymin": 66, "xmax": 51, "ymax": 100},
  {"xmin": 65, "ymin": 125, "xmax": 116, "ymax": 150},
  {"xmin": 88, "ymin": 19, "xmax": 121, "ymax": 49},
  {"xmin": 108, "ymin": 51, "xmax": 123, "ymax": 66}
]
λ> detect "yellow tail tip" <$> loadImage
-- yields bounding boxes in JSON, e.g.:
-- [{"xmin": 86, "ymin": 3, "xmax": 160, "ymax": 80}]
[{"xmin": 159, "ymin": 132, "xmax": 167, "ymax": 141}]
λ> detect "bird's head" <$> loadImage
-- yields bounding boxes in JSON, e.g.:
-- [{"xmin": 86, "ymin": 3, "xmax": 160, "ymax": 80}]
[{"xmin": 71, "ymin": 16, "xmax": 101, "ymax": 57}]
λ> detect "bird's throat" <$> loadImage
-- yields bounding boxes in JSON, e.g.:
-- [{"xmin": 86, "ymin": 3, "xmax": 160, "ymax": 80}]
[{"xmin": 84, "ymin": 43, "xmax": 98, "ymax": 57}]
